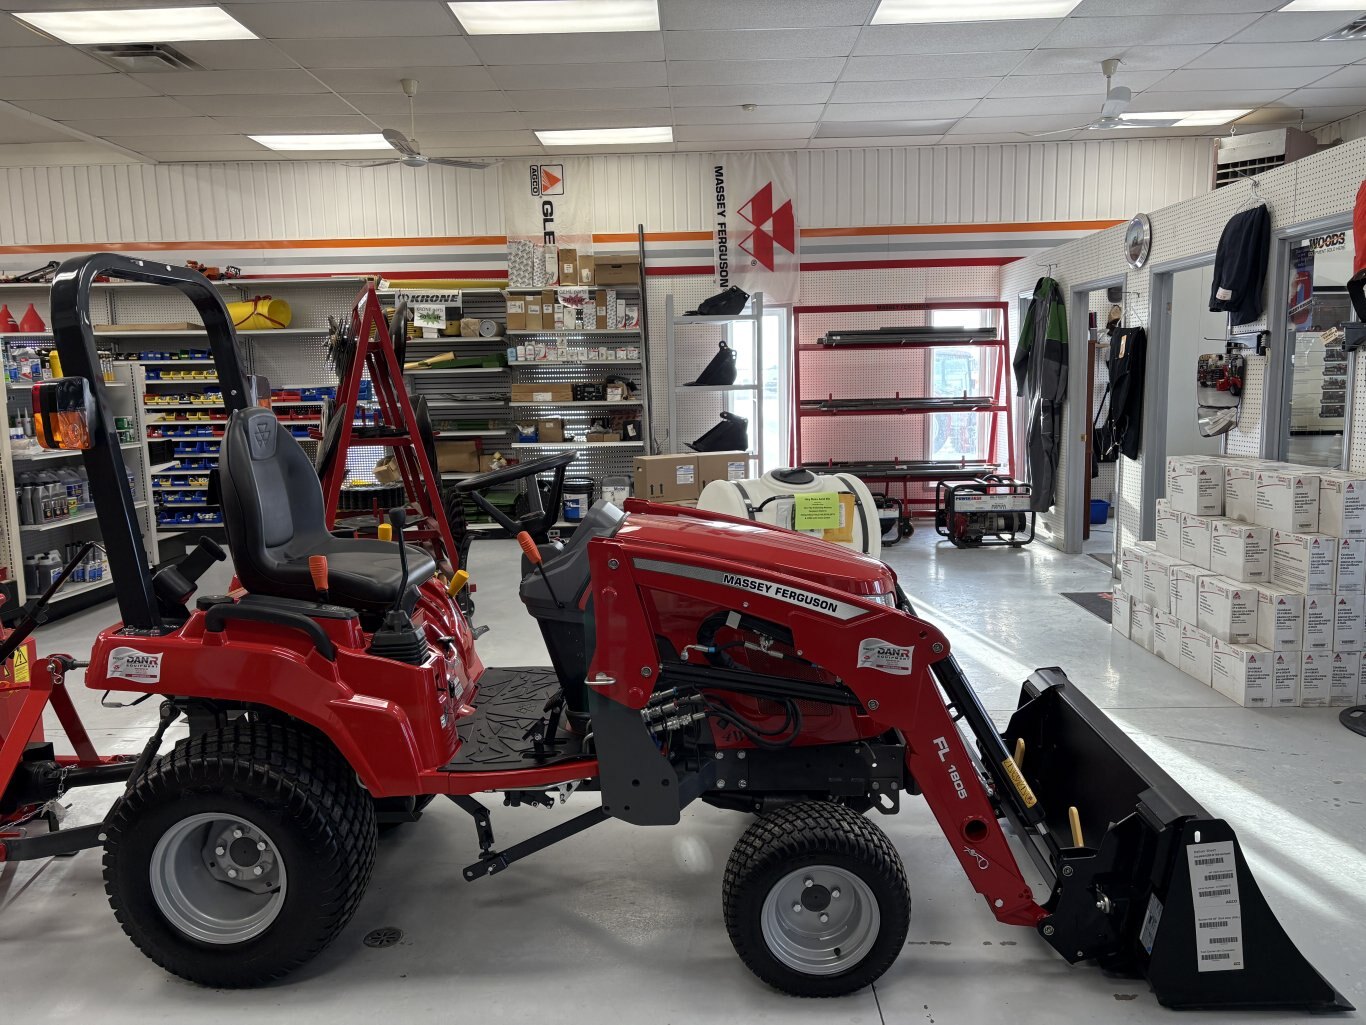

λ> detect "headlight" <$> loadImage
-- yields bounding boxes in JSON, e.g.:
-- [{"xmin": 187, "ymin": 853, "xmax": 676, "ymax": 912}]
[{"xmin": 870, "ymin": 592, "xmax": 897, "ymax": 607}]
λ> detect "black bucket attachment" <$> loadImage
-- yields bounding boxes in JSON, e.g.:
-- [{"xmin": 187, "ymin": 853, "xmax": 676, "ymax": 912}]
[{"xmin": 1001, "ymin": 668, "xmax": 1351, "ymax": 1012}]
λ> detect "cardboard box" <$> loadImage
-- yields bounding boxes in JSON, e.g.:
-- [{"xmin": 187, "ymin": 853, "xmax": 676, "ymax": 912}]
[
  {"xmin": 537, "ymin": 417, "xmax": 565, "ymax": 443},
  {"xmin": 1255, "ymin": 470, "xmax": 1320, "ymax": 532},
  {"xmin": 577, "ymin": 254, "xmax": 595, "ymax": 285},
  {"xmin": 1271, "ymin": 530, "xmax": 1337, "ymax": 593},
  {"xmin": 1330, "ymin": 651, "xmax": 1358, "ymax": 706},
  {"xmin": 594, "ymin": 256, "xmax": 641, "ymax": 285},
  {"xmin": 696, "ymin": 450, "xmax": 753, "ymax": 489},
  {"xmin": 1154, "ymin": 499, "xmax": 1182, "ymax": 558},
  {"xmin": 1179, "ymin": 623, "xmax": 1213, "ymax": 685},
  {"xmin": 1209, "ymin": 519, "xmax": 1270, "ymax": 582},
  {"xmin": 1256, "ymin": 588, "xmax": 1303, "ymax": 650},
  {"xmin": 1300, "ymin": 651, "xmax": 1331, "ymax": 707},
  {"xmin": 1197, "ymin": 576, "xmax": 1259, "ymax": 643},
  {"xmin": 1335, "ymin": 537, "xmax": 1366, "ymax": 594},
  {"xmin": 594, "ymin": 288, "xmax": 608, "ymax": 329},
  {"xmin": 1131, "ymin": 601, "xmax": 1154, "ymax": 651},
  {"xmin": 1211, "ymin": 639, "xmax": 1274, "ymax": 707},
  {"xmin": 436, "ymin": 440, "xmax": 481, "ymax": 473},
  {"xmin": 633, "ymin": 453, "xmax": 699, "ymax": 502},
  {"xmin": 511, "ymin": 382, "xmax": 574, "ymax": 403},
  {"xmin": 1333, "ymin": 592, "xmax": 1366, "ymax": 651},
  {"xmin": 1180, "ymin": 512, "xmax": 1213, "ymax": 569},
  {"xmin": 1319, "ymin": 472, "xmax": 1366, "ymax": 537},
  {"xmin": 558, "ymin": 248, "xmax": 577, "ymax": 285},
  {"xmin": 541, "ymin": 289, "xmax": 555, "ymax": 321},
  {"xmin": 526, "ymin": 300, "xmax": 543, "ymax": 331},
  {"xmin": 1121, "ymin": 542, "xmax": 1154, "ymax": 596},
  {"xmin": 1152, "ymin": 611, "xmax": 1183, "ymax": 665},
  {"xmin": 1141, "ymin": 551, "xmax": 1182, "ymax": 613},
  {"xmin": 1112, "ymin": 590, "xmax": 1132, "ymax": 639},
  {"xmin": 1166, "ymin": 456, "xmax": 1223, "ymax": 515},
  {"xmin": 1303, "ymin": 594, "xmax": 1335, "ymax": 650},
  {"xmin": 1170, "ymin": 564, "xmax": 1212, "ymax": 624},
  {"xmin": 505, "ymin": 296, "xmax": 527, "ymax": 330},
  {"xmin": 1271, "ymin": 650, "xmax": 1301, "ymax": 706},
  {"xmin": 1224, "ymin": 463, "xmax": 1258, "ymax": 523}
]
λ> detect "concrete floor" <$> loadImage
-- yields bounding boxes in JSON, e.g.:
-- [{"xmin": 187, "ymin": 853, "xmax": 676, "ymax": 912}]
[{"xmin": 2, "ymin": 529, "xmax": 1362, "ymax": 1023}]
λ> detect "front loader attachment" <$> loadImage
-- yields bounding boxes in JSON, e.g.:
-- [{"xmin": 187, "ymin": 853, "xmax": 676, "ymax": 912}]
[{"xmin": 1000, "ymin": 668, "xmax": 1350, "ymax": 1012}]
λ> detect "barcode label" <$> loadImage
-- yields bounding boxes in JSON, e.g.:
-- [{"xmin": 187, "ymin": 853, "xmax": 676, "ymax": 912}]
[
  {"xmin": 1199, "ymin": 887, "xmax": 1232, "ymax": 899},
  {"xmin": 1208, "ymin": 936, "xmax": 1238, "ymax": 945},
  {"xmin": 1193, "ymin": 856, "xmax": 1226, "ymax": 867},
  {"xmin": 1201, "ymin": 952, "xmax": 1232, "ymax": 961},
  {"xmin": 1188, "ymin": 840, "xmax": 1244, "ymax": 972},
  {"xmin": 1199, "ymin": 920, "xmax": 1230, "ymax": 929},
  {"xmin": 1204, "ymin": 871, "xmax": 1234, "ymax": 882}
]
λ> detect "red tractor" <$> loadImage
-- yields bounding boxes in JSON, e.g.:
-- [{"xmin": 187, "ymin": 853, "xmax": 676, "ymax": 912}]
[{"xmin": 0, "ymin": 255, "xmax": 1349, "ymax": 1009}]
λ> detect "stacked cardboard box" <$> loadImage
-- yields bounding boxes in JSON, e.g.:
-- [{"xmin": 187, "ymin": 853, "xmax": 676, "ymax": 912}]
[{"xmin": 1112, "ymin": 454, "xmax": 1366, "ymax": 709}]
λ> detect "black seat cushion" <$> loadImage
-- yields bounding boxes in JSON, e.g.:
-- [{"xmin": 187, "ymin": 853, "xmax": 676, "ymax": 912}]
[{"xmin": 220, "ymin": 407, "xmax": 435, "ymax": 613}]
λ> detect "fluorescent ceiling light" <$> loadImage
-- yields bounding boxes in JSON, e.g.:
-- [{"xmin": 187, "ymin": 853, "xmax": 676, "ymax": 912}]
[
  {"xmin": 536, "ymin": 126, "xmax": 672, "ymax": 146},
  {"xmin": 871, "ymin": 0, "xmax": 1081, "ymax": 23},
  {"xmin": 14, "ymin": 6, "xmax": 255, "ymax": 44},
  {"xmin": 1278, "ymin": 0, "xmax": 1364, "ymax": 10},
  {"xmin": 1127, "ymin": 110, "xmax": 1249, "ymax": 126},
  {"xmin": 250, "ymin": 134, "xmax": 392, "ymax": 151},
  {"xmin": 449, "ymin": 0, "xmax": 659, "ymax": 34}
]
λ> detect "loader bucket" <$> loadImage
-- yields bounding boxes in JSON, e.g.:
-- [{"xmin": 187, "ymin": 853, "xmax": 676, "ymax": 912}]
[{"xmin": 1001, "ymin": 668, "xmax": 1351, "ymax": 1012}]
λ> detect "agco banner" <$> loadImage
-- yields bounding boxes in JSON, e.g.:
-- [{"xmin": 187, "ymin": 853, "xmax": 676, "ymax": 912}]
[
  {"xmin": 709, "ymin": 152, "xmax": 799, "ymax": 304},
  {"xmin": 501, "ymin": 157, "xmax": 596, "ymax": 287}
]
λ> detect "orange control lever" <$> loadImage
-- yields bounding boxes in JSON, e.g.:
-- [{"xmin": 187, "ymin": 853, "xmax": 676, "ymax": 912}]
[
  {"xmin": 309, "ymin": 555, "xmax": 329, "ymax": 599},
  {"xmin": 516, "ymin": 531, "xmax": 542, "ymax": 565}
]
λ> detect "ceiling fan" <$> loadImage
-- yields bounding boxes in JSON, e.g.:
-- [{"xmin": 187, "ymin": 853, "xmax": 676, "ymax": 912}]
[
  {"xmin": 1027, "ymin": 58, "xmax": 1173, "ymax": 138},
  {"xmin": 350, "ymin": 78, "xmax": 492, "ymax": 170}
]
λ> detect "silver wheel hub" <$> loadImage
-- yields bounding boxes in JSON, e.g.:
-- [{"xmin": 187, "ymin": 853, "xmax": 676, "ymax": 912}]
[
  {"xmin": 149, "ymin": 812, "xmax": 287, "ymax": 945},
  {"xmin": 760, "ymin": 866, "xmax": 880, "ymax": 976}
]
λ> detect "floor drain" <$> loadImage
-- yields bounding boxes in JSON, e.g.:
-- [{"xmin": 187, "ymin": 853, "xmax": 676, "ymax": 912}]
[{"xmin": 363, "ymin": 926, "xmax": 404, "ymax": 948}]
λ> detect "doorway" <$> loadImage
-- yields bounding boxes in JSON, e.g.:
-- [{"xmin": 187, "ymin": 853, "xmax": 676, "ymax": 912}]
[{"xmin": 729, "ymin": 306, "xmax": 788, "ymax": 474}]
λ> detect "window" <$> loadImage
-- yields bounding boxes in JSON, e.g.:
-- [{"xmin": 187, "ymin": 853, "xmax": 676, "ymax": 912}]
[
  {"xmin": 928, "ymin": 308, "xmax": 987, "ymax": 462},
  {"xmin": 726, "ymin": 309, "xmax": 789, "ymax": 474}
]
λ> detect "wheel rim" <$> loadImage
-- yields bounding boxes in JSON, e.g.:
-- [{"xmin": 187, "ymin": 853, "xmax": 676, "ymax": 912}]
[
  {"xmin": 149, "ymin": 812, "xmax": 288, "ymax": 945},
  {"xmin": 760, "ymin": 865, "xmax": 881, "ymax": 976}
]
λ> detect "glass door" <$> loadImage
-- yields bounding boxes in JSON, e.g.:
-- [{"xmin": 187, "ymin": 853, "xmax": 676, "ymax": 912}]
[{"xmin": 728, "ymin": 308, "xmax": 789, "ymax": 474}]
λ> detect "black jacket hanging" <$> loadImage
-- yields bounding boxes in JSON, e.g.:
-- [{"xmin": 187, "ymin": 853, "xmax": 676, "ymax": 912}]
[
  {"xmin": 1105, "ymin": 325, "xmax": 1147, "ymax": 460},
  {"xmin": 1209, "ymin": 205, "xmax": 1271, "ymax": 326}
]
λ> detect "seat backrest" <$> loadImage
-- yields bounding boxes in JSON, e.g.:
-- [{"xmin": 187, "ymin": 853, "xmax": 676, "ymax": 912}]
[{"xmin": 221, "ymin": 407, "xmax": 329, "ymax": 591}]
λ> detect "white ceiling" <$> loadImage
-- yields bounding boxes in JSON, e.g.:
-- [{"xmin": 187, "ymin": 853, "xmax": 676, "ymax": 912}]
[{"xmin": 0, "ymin": 0, "xmax": 1363, "ymax": 162}]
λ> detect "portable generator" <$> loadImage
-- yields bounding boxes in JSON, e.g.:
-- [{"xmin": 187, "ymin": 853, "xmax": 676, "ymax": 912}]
[{"xmin": 934, "ymin": 474, "xmax": 1035, "ymax": 548}]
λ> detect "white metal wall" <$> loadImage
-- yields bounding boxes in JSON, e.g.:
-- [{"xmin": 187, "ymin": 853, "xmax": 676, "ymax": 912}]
[{"xmin": 1314, "ymin": 113, "xmax": 1366, "ymax": 145}]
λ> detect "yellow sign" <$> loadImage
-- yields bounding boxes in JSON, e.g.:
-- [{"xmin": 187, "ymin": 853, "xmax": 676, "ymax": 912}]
[
  {"xmin": 794, "ymin": 492, "xmax": 841, "ymax": 531},
  {"xmin": 12, "ymin": 645, "xmax": 30, "ymax": 684},
  {"xmin": 1001, "ymin": 756, "xmax": 1038, "ymax": 808}
]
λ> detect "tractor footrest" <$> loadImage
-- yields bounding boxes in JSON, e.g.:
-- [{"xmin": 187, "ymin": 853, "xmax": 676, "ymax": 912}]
[{"xmin": 441, "ymin": 666, "xmax": 583, "ymax": 772}]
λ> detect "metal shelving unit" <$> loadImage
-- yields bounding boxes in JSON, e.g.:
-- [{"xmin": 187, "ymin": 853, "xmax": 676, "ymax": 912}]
[{"xmin": 665, "ymin": 291, "xmax": 763, "ymax": 458}]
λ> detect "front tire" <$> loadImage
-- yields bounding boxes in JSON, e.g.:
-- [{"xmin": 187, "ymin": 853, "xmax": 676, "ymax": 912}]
[
  {"xmin": 104, "ymin": 723, "xmax": 377, "ymax": 987},
  {"xmin": 722, "ymin": 801, "xmax": 910, "ymax": 997}
]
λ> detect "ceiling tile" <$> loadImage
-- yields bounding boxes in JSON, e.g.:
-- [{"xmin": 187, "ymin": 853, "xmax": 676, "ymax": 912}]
[
  {"xmin": 19, "ymin": 96, "xmax": 199, "ymax": 119},
  {"xmin": 671, "ymin": 82, "xmax": 833, "ymax": 106},
  {"xmin": 0, "ymin": 17, "xmax": 53, "ymax": 45},
  {"xmin": 408, "ymin": 112, "xmax": 528, "ymax": 132},
  {"xmin": 831, "ymin": 78, "xmax": 1001, "ymax": 102},
  {"xmin": 1150, "ymin": 67, "xmax": 1336, "ymax": 92},
  {"xmin": 1309, "ymin": 65, "xmax": 1366, "ymax": 89},
  {"xmin": 406, "ymin": 130, "xmax": 542, "ymax": 147},
  {"xmin": 1011, "ymin": 45, "xmax": 1215, "ymax": 75},
  {"xmin": 0, "ymin": 73, "xmax": 157, "ymax": 100},
  {"xmin": 990, "ymin": 70, "xmax": 1169, "ymax": 97},
  {"xmin": 0, "ymin": 44, "xmax": 111, "ymax": 76},
  {"xmin": 968, "ymin": 94, "xmax": 1110, "ymax": 117},
  {"xmin": 814, "ymin": 120, "xmax": 954, "ymax": 138},
  {"xmin": 275, "ymin": 36, "xmax": 480, "ymax": 68},
  {"xmin": 668, "ymin": 58, "xmax": 846, "ymax": 85},
  {"xmin": 469, "ymin": 32, "xmax": 664, "ymax": 66},
  {"xmin": 823, "ymin": 99, "xmax": 980, "ymax": 121},
  {"xmin": 422, "ymin": 145, "xmax": 543, "ymax": 157},
  {"xmin": 169, "ymin": 40, "xmax": 302, "ymax": 71},
  {"xmin": 665, "ymin": 27, "xmax": 859, "ymax": 61},
  {"xmin": 855, "ymin": 21, "xmax": 1059, "ymax": 56},
  {"xmin": 946, "ymin": 114, "xmax": 1089, "ymax": 134},
  {"xmin": 1126, "ymin": 88, "xmax": 1292, "ymax": 110},
  {"xmin": 674, "ymin": 123, "xmax": 815, "ymax": 141},
  {"xmin": 490, "ymin": 61, "xmax": 665, "ymax": 90},
  {"xmin": 519, "ymin": 108, "xmax": 672, "ymax": 130},
  {"xmin": 1186, "ymin": 41, "xmax": 1366, "ymax": 68},
  {"xmin": 0, "ymin": 108, "xmax": 71, "ymax": 144},
  {"xmin": 58, "ymin": 116, "xmax": 225, "ymax": 137},
  {"xmin": 1072, "ymin": 0, "xmax": 1282, "ymax": 12},
  {"xmin": 344, "ymin": 91, "xmax": 514, "ymax": 115},
  {"xmin": 224, "ymin": 1, "xmax": 459, "ymax": 37},
  {"xmin": 175, "ymin": 93, "xmax": 361, "ymax": 116},
  {"xmin": 808, "ymin": 134, "xmax": 944, "ymax": 147},
  {"xmin": 672, "ymin": 104, "xmax": 826, "ymax": 125},
  {"xmin": 935, "ymin": 132, "xmax": 1061, "ymax": 144},
  {"xmin": 312, "ymin": 67, "xmax": 496, "ymax": 92},
  {"xmin": 1231, "ymin": 12, "xmax": 1361, "ymax": 43},
  {"xmin": 1041, "ymin": 14, "xmax": 1259, "ymax": 48},
  {"xmin": 678, "ymin": 137, "xmax": 798, "ymax": 150},
  {"xmin": 505, "ymin": 87, "xmax": 672, "ymax": 111},
  {"xmin": 128, "ymin": 150, "xmax": 291, "ymax": 162},
  {"xmin": 659, "ymin": 0, "xmax": 875, "ymax": 29},
  {"xmin": 842, "ymin": 52, "xmax": 1031, "ymax": 81},
  {"xmin": 105, "ymin": 134, "xmax": 256, "ymax": 152},
  {"xmin": 1277, "ymin": 87, "xmax": 1366, "ymax": 109},
  {"xmin": 130, "ymin": 69, "xmax": 329, "ymax": 95},
  {"xmin": 206, "ymin": 114, "xmax": 377, "ymax": 133}
]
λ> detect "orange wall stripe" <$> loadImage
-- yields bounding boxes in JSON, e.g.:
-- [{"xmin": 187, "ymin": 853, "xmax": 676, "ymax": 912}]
[
  {"xmin": 0, "ymin": 235, "xmax": 507, "ymax": 255},
  {"xmin": 800, "ymin": 219, "xmax": 1122, "ymax": 238},
  {"xmin": 593, "ymin": 231, "xmax": 714, "ymax": 243}
]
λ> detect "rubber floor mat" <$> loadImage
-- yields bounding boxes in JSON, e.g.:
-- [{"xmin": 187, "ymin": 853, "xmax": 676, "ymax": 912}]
[
  {"xmin": 1061, "ymin": 591, "xmax": 1112, "ymax": 623},
  {"xmin": 444, "ymin": 666, "xmax": 582, "ymax": 771}
]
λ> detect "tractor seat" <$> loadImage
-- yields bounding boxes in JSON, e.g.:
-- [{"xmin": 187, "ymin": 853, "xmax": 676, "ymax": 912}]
[{"xmin": 220, "ymin": 407, "xmax": 436, "ymax": 613}]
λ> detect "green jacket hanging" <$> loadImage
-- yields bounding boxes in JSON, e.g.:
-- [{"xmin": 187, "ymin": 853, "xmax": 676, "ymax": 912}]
[{"xmin": 1013, "ymin": 276, "xmax": 1067, "ymax": 397}]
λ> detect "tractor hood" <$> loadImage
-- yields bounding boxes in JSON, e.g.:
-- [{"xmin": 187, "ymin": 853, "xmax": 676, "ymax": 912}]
[{"xmin": 615, "ymin": 509, "xmax": 895, "ymax": 600}]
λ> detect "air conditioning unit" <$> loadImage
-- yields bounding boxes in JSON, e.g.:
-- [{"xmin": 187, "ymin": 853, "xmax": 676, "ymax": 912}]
[{"xmin": 1213, "ymin": 127, "xmax": 1322, "ymax": 189}]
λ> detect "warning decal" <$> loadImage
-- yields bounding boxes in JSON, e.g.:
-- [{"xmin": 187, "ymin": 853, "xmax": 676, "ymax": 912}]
[
  {"xmin": 1187, "ymin": 840, "xmax": 1244, "ymax": 972},
  {"xmin": 857, "ymin": 638, "xmax": 913, "ymax": 675},
  {"xmin": 107, "ymin": 647, "xmax": 163, "ymax": 685},
  {"xmin": 12, "ymin": 645, "xmax": 30, "ymax": 684}
]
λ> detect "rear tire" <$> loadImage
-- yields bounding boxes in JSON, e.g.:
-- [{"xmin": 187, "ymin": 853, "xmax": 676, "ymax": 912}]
[
  {"xmin": 104, "ymin": 722, "xmax": 377, "ymax": 987},
  {"xmin": 722, "ymin": 800, "xmax": 910, "ymax": 997}
]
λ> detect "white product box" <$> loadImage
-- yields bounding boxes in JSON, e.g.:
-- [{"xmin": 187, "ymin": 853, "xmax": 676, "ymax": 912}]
[
  {"xmin": 1318, "ymin": 472, "xmax": 1366, "ymax": 538},
  {"xmin": 1256, "ymin": 588, "xmax": 1304, "ymax": 650},
  {"xmin": 1121, "ymin": 542, "xmax": 1154, "ymax": 596},
  {"xmin": 1303, "ymin": 594, "xmax": 1336, "ymax": 650},
  {"xmin": 1180, "ymin": 513, "xmax": 1213, "ymax": 569},
  {"xmin": 1209, "ymin": 519, "xmax": 1270, "ymax": 582},
  {"xmin": 1179, "ymin": 623, "xmax": 1213, "ymax": 685},
  {"xmin": 1211, "ymin": 639, "xmax": 1274, "ymax": 707},
  {"xmin": 1155, "ymin": 499, "xmax": 1182, "ymax": 558},
  {"xmin": 1170, "ymin": 564, "xmax": 1212, "ymax": 624},
  {"xmin": 1270, "ymin": 650, "xmax": 1301, "ymax": 706},
  {"xmin": 1358, "ymin": 652, "xmax": 1366, "ymax": 705},
  {"xmin": 1330, "ymin": 651, "xmax": 1358, "ymax": 706},
  {"xmin": 1334, "ymin": 538, "xmax": 1366, "ymax": 594},
  {"xmin": 1271, "ymin": 530, "xmax": 1337, "ymax": 594},
  {"xmin": 1167, "ymin": 457, "xmax": 1223, "ymax": 515},
  {"xmin": 1111, "ymin": 590, "xmax": 1132, "ymax": 639},
  {"xmin": 1152, "ymin": 611, "xmax": 1183, "ymax": 665},
  {"xmin": 1141, "ymin": 551, "xmax": 1182, "ymax": 613},
  {"xmin": 1300, "ymin": 652, "xmax": 1331, "ymax": 707},
  {"xmin": 1255, "ymin": 470, "xmax": 1320, "ymax": 532},
  {"xmin": 1131, "ymin": 601, "xmax": 1154, "ymax": 651},
  {"xmin": 1333, "ymin": 592, "xmax": 1366, "ymax": 651},
  {"xmin": 1197, "ymin": 576, "xmax": 1259, "ymax": 643},
  {"xmin": 1223, "ymin": 464, "xmax": 1258, "ymax": 523}
]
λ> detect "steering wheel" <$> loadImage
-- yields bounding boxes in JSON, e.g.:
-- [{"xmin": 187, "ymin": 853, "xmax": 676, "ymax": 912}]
[{"xmin": 453, "ymin": 450, "xmax": 577, "ymax": 539}]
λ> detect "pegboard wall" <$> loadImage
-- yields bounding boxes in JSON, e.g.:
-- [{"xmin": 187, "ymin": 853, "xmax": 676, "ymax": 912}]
[{"xmin": 1002, "ymin": 135, "xmax": 1366, "ymax": 555}]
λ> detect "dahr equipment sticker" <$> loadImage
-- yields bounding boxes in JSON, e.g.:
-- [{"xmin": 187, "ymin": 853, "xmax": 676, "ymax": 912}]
[
  {"xmin": 107, "ymin": 647, "xmax": 163, "ymax": 684},
  {"xmin": 857, "ymin": 638, "xmax": 913, "ymax": 675}
]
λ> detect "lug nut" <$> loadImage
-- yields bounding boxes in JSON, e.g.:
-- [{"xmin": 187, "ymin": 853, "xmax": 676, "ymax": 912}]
[
  {"xmin": 253, "ymin": 866, "xmax": 264, "ymax": 876},
  {"xmin": 232, "ymin": 829, "xmax": 243, "ymax": 839},
  {"xmin": 831, "ymin": 889, "xmax": 841, "ymax": 899},
  {"xmin": 819, "ymin": 913, "xmax": 829, "ymax": 924},
  {"xmin": 257, "ymin": 841, "xmax": 267, "ymax": 852},
  {"xmin": 214, "ymin": 846, "xmax": 225, "ymax": 856},
  {"xmin": 227, "ymin": 869, "xmax": 238, "ymax": 879},
  {"xmin": 792, "ymin": 903, "xmax": 803, "ymax": 913},
  {"xmin": 804, "ymin": 878, "xmax": 814, "ymax": 888}
]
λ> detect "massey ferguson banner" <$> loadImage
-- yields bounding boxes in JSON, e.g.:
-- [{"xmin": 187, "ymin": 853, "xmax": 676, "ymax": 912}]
[
  {"xmin": 501, "ymin": 157, "xmax": 596, "ymax": 286},
  {"xmin": 709, "ymin": 152, "xmax": 800, "ymax": 304}
]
